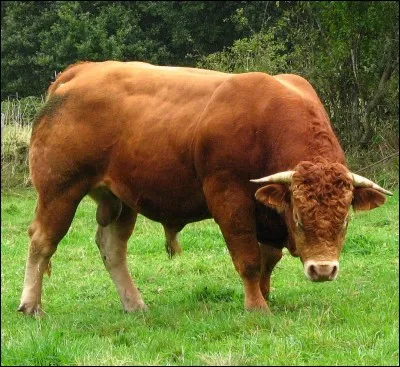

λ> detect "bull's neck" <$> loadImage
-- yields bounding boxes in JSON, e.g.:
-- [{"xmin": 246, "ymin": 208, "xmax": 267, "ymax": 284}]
[{"xmin": 268, "ymin": 121, "xmax": 347, "ymax": 172}]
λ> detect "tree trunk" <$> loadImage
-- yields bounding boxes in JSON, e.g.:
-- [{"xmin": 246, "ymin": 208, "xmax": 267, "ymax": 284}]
[{"xmin": 360, "ymin": 41, "xmax": 395, "ymax": 148}]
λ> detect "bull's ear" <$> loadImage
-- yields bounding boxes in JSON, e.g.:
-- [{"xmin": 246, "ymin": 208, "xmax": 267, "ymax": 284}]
[
  {"xmin": 352, "ymin": 187, "xmax": 386, "ymax": 211},
  {"xmin": 255, "ymin": 184, "xmax": 289, "ymax": 212}
]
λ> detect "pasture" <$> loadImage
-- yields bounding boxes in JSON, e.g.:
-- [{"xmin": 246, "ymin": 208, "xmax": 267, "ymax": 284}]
[{"xmin": 1, "ymin": 188, "xmax": 399, "ymax": 366}]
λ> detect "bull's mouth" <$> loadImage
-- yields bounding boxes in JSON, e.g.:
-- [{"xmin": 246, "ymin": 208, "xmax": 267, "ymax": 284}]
[{"xmin": 303, "ymin": 260, "xmax": 339, "ymax": 282}]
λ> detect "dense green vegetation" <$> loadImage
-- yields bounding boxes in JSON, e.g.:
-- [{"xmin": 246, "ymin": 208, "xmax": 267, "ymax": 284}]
[
  {"xmin": 1, "ymin": 188, "xmax": 398, "ymax": 365},
  {"xmin": 1, "ymin": 1, "xmax": 399, "ymax": 151}
]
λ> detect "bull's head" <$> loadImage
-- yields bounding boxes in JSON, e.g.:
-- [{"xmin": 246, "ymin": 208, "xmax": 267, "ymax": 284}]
[{"xmin": 251, "ymin": 160, "xmax": 392, "ymax": 282}]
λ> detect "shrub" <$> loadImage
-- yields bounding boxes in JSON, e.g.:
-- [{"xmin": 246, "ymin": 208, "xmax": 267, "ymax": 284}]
[{"xmin": 1, "ymin": 96, "xmax": 44, "ymax": 188}]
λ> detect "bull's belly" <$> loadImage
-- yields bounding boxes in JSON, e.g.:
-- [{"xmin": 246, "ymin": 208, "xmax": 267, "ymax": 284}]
[
  {"xmin": 135, "ymin": 190, "xmax": 211, "ymax": 225},
  {"xmin": 99, "ymin": 171, "xmax": 211, "ymax": 226},
  {"xmin": 137, "ymin": 197, "xmax": 211, "ymax": 226}
]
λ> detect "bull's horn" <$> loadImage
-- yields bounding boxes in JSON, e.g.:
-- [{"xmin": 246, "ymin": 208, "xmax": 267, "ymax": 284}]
[
  {"xmin": 350, "ymin": 173, "xmax": 393, "ymax": 196},
  {"xmin": 250, "ymin": 171, "xmax": 295, "ymax": 184}
]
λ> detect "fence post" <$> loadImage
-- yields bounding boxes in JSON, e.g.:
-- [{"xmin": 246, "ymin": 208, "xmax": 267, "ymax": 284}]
[{"xmin": 1, "ymin": 113, "xmax": 4, "ymax": 145}]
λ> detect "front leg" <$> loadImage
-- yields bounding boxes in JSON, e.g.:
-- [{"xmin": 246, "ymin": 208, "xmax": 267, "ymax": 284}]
[
  {"xmin": 203, "ymin": 174, "xmax": 269, "ymax": 312},
  {"xmin": 225, "ymin": 232, "xmax": 269, "ymax": 311},
  {"xmin": 259, "ymin": 243, "xmax": 283, "ymax": 300}
]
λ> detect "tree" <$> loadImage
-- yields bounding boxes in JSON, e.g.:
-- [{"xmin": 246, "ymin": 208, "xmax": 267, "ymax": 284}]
[
  {"xmin": 1, "ymin": 1, "xmax": 55, "ymax": 98},
  {"xmin": 2, "ymin": 0, "xmax": 398, "ymax": 151},
  {"xmin": 1, "ymin": 1, "xmax": 262, "ymax": 98},
  {"xmin": 198, "ymin": 30, "xmax": 288, "ymax": 75},
  {"xmin": 284, "ymin": 1, "xmax": 399, "ymax": 148}
]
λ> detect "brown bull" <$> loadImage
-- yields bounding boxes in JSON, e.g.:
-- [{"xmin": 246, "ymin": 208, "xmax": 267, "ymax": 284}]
[{"xmin": 18, "ymin": 61, "xmax": 392, "ymax": 316}]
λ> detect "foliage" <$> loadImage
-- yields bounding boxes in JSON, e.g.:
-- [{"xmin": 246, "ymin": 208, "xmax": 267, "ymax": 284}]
[
  {"xmin": 198, "ymin": 31, "xmax": 288, "ymax": 75},
  {"xmin": 283, "ymin": 1, "xmax": 399, "ymax": 148},
  {"xmin": 1, "ymin": 96, "xmax": 44, "ymax": 127},
  {"xmin": 1, "ymin": 1, "xmax": 260, "ymax": 98},
  {"xmin": 1, "ymin": 97, "xmax": 43, "ymax": 188},
  {"xmin": 1, "ymin": 1, "xmax": 398, "ymax": 172}
]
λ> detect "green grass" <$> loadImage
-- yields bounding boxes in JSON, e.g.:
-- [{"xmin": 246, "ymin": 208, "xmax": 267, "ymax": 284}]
[{"xmin": 1, "ymin": 188, "xmax": 399, "ymax": 366}]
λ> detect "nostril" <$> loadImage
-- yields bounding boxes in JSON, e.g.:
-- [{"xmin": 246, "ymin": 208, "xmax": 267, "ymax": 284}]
[
  {"xmin": 330, "ymin": 265, "xmax": 338, "ymax": 279},
  {"xmin": 308, "ymin": 264, "xmax": 318, "ymax": 280}
]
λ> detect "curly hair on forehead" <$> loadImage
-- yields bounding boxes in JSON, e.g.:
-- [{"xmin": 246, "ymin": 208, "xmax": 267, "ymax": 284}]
[{"xmin": 291, "ymin": 158, "xmax": 353, "ymax": 241}]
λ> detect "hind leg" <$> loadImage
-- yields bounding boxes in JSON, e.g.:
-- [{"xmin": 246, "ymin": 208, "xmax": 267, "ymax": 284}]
[
  {"xmin": 18, "ymin": 185, "xmax": 86, "ymax": 316},
  {"xmin": 163, "ymin": 224, "xmax": 183, "ymax": 258},
  {"xmin": 95, "ymin": 202, "xmax": 147, "ymax": 312}
]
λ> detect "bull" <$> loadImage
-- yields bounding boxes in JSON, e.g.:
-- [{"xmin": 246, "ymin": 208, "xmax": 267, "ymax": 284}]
[{"xmin": 18, "ymin": 61, "xmax": 392, "ymax": 315}]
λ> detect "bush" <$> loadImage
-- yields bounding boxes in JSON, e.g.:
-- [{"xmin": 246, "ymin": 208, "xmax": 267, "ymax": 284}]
[
  {"xmin": 197, "ymin": 31, "xmax": 288, "ymax": 74},
  {"xmin": 1, "ymin": 96, "xmax": 44, "ymax": 188}
]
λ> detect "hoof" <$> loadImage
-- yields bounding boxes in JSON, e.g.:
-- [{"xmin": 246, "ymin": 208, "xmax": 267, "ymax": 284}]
[
  {"xmin": 245, "ymin": 299, "xmax": 271, "ymax": 314},
  {"xmin": 246, "ymin": 305, "xmax": 272, "ymax": 314},
  {"xmin": 166, "ymin": 244, "xmax": 183, "ymax": 258},
  {"xmin": 123, "ymin": 300, "xmax": 148, "ymax": 313},
  {"xmin": 17, "ymin": 303, "xmax": 43, "ymax": 317}
]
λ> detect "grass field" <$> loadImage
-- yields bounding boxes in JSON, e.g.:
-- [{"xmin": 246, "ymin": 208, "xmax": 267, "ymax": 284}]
[{"xmin": 1, "ymin": 188, "xmax": 399, "ymax": 366}]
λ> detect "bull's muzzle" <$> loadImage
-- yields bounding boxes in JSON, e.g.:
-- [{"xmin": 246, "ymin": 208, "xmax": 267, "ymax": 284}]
[{"xmin": 304, "ymin": 260, "xmax": 339, "ymax": 282}]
